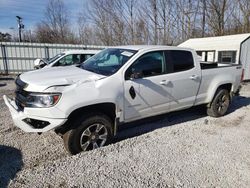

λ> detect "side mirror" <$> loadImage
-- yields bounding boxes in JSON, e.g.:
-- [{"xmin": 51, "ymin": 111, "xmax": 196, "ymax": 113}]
[
  {"xmin": 34, "ymin": 58, "xmax": 46, "ymax": 69},
  {"xmin": 130, "ymin": 71, "xmax": 143, "ymax": 80},
  {"xmin": 39, "ymin": 61, "xmax": 46, "ymax": 68}
]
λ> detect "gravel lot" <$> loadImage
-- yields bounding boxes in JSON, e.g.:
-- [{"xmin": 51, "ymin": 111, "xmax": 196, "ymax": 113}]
[{"xmin": 0, "ymin": 75, "xmax": 250, "ymax": 188}]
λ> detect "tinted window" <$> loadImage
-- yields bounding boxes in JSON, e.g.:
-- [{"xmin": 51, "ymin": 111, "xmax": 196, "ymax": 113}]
[
  {"xmin": 125, "ymin": 51, "xmax": 165, "ymax": 79},
  {"xmin": 166, "ymin": 50, "xmax": 194, "ymax": 72},
  {"xmin": 48, "ymin": 53, "xmax": 65, "ymax": 64}
]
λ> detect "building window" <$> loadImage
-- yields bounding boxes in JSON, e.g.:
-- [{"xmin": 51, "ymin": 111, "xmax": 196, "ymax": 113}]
[
  {"xmin": 196, "ymin": 51, "xmax": 215, "ymax": 62},
  {"xmin": 218, "ymin": 51, "xmax": 237, "ymax": 64}
]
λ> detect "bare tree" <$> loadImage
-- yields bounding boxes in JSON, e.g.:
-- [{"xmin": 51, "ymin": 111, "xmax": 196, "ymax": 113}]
[
  {"xmin": 0, "ymin": 32, "xmax": 11, "ymax": 42},
  {"xmin": 206, "ymin": 0, "xmax": 228, "ymax": 36},
  {"xmin": 201, "ymin": 0, "xmax": 207, "ymax": 37},
  {"xmin": 152, "ymin": 0, "xmax": 158, "ymax": 44},
  {"xmin": 140, "ymin": 0, "xmax": 159, "ymax": 44},
  {"xmin": 88, "ymin": 0, "xmax": 114, "ymax": 45},
  {"xmin": 122, "ymin": 0, "xmax": 137, "ymax": 44},
  {"xmin": 237, "ymin": 0, "xmax": 250, "ymax": 32},
  {"xmin": 78, "ymin": 12, "xmax": 99, "ymax": 45},
  {"xmin": 72, "ymin": 0, "xmax": 250, "ymax": 46},
  {"xmin": 35, "ymin": 0, "xmax": 73, "ymax": 43},
  {"xmin": 158, "ymin": 0, "xmax": 168, "ymax": 44}
]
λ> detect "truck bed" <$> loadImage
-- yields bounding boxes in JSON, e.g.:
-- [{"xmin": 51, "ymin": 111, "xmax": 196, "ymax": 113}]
[
  {"xmin": 194, "ymin": 62, "xmax": 242, "ymax": 106},
  {"xmin": 200, "ymin": 62, "xmax": 240, "ymax": 69}
]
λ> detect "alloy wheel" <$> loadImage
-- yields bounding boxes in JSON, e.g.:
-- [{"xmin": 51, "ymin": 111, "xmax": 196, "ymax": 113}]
[{"xmin": 80, "ymin": 123, "xmax": 108, "ymax": 151}]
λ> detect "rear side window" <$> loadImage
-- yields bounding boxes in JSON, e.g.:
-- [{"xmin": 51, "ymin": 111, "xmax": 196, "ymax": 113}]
[
  {"xmin": 56, "ymin": 54, "xmax": 81, "ymax": 66},
  {"xmin": 166, "ymin": 50, "xmax": 194, "ymax": 72}
]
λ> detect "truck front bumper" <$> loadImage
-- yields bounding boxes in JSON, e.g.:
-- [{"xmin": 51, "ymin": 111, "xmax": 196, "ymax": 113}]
[{"xmin": 3, "ymin": 95, "xmax": 67, "ymax": 132}]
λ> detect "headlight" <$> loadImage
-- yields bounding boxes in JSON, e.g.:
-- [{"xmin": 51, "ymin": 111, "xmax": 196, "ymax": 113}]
[{"xmin": 26, "ymin": 93, "xmax": 61, "ymax": 108}]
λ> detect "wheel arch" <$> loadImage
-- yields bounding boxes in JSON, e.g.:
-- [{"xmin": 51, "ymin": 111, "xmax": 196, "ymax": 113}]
[
  {"xmin": 55, "ymin": 102, "xmax": 117, "ymax": 135},
  {"xmin": 207, "ymin": 83, "xmax": 232, "ymax": 107}
]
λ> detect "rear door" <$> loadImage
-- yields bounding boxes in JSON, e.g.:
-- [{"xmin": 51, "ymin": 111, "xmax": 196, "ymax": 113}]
[
  {"xmin": 165, "ymin": 50, "xmax": 201, "ymax": 110},
  {"xmin": 123, "ymin": 51, "xmax": 173, "ymax": 121}
]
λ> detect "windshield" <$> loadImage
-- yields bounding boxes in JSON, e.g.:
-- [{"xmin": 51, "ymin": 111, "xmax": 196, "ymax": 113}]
[
  {"xmin": 48, "ymin": 53, "xmax": 65, "ymax": 64},
  {"xmin": 81, "ymin": 48, "xmax": 137, "ymax": 76}
]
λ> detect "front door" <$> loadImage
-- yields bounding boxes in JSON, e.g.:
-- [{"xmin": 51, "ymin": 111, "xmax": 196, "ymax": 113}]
[{"xmin": 123, "ymin": 51, "xmax": 172, "ymax": 121}]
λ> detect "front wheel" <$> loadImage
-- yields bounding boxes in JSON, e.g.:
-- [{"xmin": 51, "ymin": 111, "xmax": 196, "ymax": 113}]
[
  {"xmin": 63, "ymin": 113, "xmax": 113, "ymax": 155},
  {"xmin": 207, "ymin": 89, "xmax": 230, "ymax": 117}
]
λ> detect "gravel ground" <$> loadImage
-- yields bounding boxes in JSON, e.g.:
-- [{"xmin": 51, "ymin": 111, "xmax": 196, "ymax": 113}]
[{"xmin": 0, "ymin": 75, "xmax": 250, "ymax": 188}]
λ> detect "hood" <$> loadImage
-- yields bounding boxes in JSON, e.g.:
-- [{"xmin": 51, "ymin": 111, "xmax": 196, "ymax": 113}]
[{"xmin": 20, "ymin": 66, "xmax": 106, "ymax": 92}]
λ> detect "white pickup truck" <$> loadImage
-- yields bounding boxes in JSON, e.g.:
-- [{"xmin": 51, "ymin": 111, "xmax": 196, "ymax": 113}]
[{"xmin": 3, "ymin": 45, "xmax": 242, "ymax": 154}]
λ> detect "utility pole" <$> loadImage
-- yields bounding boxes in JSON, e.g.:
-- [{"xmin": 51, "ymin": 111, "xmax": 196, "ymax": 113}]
[
  {"xmin": 202, "ymin": 0, "xmax": 206, "ymax": 37},
  {"xmin": 16, "ymin": 16, "xmax": 24, "ymax": 42},
  {"xmin": 153, "ymin": 0, "xmax": 158, "ymax": 45}
]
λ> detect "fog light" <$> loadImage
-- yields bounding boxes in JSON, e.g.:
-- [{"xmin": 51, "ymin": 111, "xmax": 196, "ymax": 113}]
[{"xmin": 23, "ymin": 118, "xmax": 50, "ymax": 129}]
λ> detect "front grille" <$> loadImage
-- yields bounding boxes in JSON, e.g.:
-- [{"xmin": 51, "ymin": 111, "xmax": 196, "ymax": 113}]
[{"xmin": 15, "ymin": 77, "xmax": 29, "ymax": 110}]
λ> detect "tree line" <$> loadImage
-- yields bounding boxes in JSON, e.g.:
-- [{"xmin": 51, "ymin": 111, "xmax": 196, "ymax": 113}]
[{"xmin": 1, "ymin": 0, "xmax": 250, "ymax": 45}]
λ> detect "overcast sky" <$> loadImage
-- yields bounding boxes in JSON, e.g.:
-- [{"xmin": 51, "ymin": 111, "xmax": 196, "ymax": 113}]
[{"xmin": 0, "ymin": 0, "xmax": 87, "ymax": 33}]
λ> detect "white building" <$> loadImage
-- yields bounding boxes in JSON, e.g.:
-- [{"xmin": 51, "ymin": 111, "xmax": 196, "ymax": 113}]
[{"xmin": 179, "ymin": 33, "xmax": 250, "ymax": 80}]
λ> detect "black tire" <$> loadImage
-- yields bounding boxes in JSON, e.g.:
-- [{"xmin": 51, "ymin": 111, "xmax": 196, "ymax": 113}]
[
  {"xmin": 207, "ymin": 89, "xmax": 230, "ymax": 117},
  {"xmin": 63, "ymin": 113, "xmax": 113, "ymax": 155}
]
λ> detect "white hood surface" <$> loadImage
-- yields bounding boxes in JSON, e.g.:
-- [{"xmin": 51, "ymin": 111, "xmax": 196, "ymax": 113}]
[{"xmin": 20, "ymin": 66, "xmax": 105, "ymax": 92}]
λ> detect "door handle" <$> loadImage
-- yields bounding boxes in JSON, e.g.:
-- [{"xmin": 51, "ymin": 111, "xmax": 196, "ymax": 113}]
[
  {"xmin": 159, "ymin": 80, "xmax": 170, "ymax": 85},
  {"xmin": 189, "ymin": 75, "xmax": 198, "ymax": 80}
]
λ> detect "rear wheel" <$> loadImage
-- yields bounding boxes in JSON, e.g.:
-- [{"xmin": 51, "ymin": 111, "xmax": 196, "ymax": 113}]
[
  {"xmin": 63, "ymin": 113, "xmax": 113, "ymax": 155},
  {"xmin": 207, "ymin": 89, "xmax": 230, "ymax": 117}
]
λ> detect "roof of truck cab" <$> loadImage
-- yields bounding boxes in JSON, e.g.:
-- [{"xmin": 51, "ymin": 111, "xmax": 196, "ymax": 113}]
[
  {"xmin": 110, "ymin": 45, "xmax": 191, "ymax": 51},
  {"xmin": 63, "ymin": 50, "xmax": 100, "ymax": 55}
]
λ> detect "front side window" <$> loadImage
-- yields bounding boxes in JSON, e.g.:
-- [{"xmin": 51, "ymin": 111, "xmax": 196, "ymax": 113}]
[
  {"xmin": 81, "ymin": 48, "xmax": 137, "ymax": 76},
  {"xmin": 125, "ymin": 51, "xmax": 165, "ymax": 79},
  {"xmin": 166, "ymin": 50, "xmax": 194, "ymax": 72},
  {"xmin": 218, "ymin": 51, "xmax": 236, "ymax": 64},
  {"xmin": 56, "ymin": 54, "xmax": 81, "ymax": 66}
]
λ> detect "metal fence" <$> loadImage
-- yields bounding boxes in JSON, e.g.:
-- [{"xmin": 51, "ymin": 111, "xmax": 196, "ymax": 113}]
[{"xmin": 0, "ymin": 42, "xmax": 106, "ymax": 74}]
